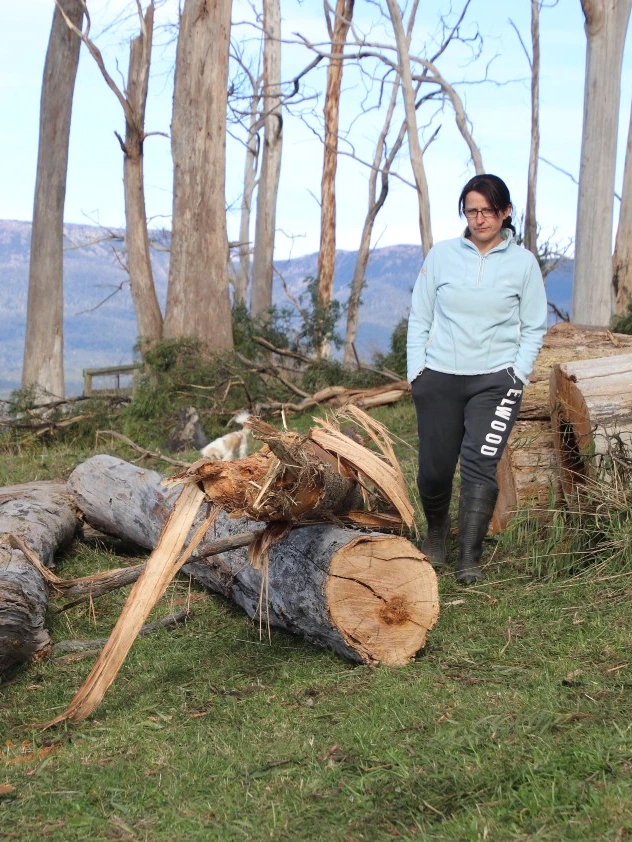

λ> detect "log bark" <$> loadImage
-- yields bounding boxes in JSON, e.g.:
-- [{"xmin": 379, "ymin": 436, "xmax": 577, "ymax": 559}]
[
  {"xmin": 0, "ymin": 481, "xmax": 78, "ymax": 673},
  {"xmin": 550, "ymin": 352, "xmax": 632, "ymax": 498},
  {"xmin": 68, "ymin": 455, "xmax": 438, "ymax": 666}
]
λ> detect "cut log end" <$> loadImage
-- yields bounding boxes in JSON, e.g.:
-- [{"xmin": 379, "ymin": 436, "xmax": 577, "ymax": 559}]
[{"xmin": 325, "ymin": 535, "xmax": 439, "ymax": 666}]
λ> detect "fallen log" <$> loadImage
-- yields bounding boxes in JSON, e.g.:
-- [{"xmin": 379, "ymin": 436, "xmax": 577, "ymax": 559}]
[
  {"xmin": 67, "ymin": 455, "xmax": 438, "ymax": 667},
  {"xmin": 550, "ymin": 352, "xmax": 632, "ymax": 498},
  {"xmin": 0, "ymin": 481, "xmax": 78, "ymax": 672}
]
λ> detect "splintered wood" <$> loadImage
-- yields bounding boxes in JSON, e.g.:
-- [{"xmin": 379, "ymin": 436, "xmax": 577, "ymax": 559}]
[{"xmin": 43, "ymin": 408, "xmax": 433, "ymax": 726}]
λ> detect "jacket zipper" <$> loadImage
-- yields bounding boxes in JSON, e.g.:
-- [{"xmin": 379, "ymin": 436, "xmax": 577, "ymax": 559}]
[{"xmin": 476, "ymin": 254, "xmax": 485, "ymax": 286}]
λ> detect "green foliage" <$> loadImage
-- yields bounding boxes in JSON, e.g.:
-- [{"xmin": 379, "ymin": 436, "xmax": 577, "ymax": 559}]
[
  {"xmin": 295, "ymin": 276, "xmax": 343, "ymax": 355},
  {"xmin": 611, "ymin": 299, "xmax": 632, "ymax": 335},
  {"xmin": 373, "ymin": 317, "xmax": 408, "ymax": 378},
  {"xmin": 231, "ymin": 301, "xmax": 293, "ymax": 358}
]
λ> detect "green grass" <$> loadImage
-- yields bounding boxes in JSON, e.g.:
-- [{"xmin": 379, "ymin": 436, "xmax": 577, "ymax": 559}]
[{"xmin": 2, "ymin": 404, "xmax": 632, "ymax": 841}]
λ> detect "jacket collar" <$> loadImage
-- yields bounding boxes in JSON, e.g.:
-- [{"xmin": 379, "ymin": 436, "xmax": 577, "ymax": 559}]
[{"xmin": 461, "ymin": 227, "xmax": 514, "ymax": 255}]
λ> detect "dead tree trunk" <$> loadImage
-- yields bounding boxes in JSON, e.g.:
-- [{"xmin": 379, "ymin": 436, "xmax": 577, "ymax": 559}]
[
  {"xmin": 572, "ymin": 0, "xmax": 632, "ymax": 325},
  {"xmin": 22, "ymin": 0, "xmax": 84, "ymax": 399},
  {"xmin": 343, "ymin": 79, "xmax": 402, "ymax": 368},
  {"xmin": 234, "ymin": 73, "xmax": 262, "ymax": 306},
  {"xmin": 121, "ymin": 3, "xmax": 163, "ymax": 344},
  {"xmin": 525, "ymin": 0, "xmax": 540, "ymax": 257},
  {"xmin": 56, "ymin": 0, "xmax": 163, "ymax": 344},
  {"xmin": 0, "ymin": 482, "xmax": 78, "ymax": 673},
  {"xmin": 250, "ymin": 0, "xmax": 283, "ymax": 318},
  {"xmin": 385, "ymin": 0, "xmax": 433, "ymax": 257},
  {"xmin": 614, "ymin": 97, "xmax": 632, "ymax": 315},
  {"xmin": 163, "ymin": 0, "xmax": 234, "ymax": 350},
  {"xmin": 67, "ymin": 455, "xmax": 438, "ymax": 667},
  {"xmin": 317, "ymin": 0, "xmax": 355, "ymax": 357}
]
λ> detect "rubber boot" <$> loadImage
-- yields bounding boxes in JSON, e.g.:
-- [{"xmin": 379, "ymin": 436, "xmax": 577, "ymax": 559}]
[
  {"xmin": 457, "ymin": 484, "xmax": 498, "ymax": 584},
  {"xmin": 420, "ymin": 488, "xmax": 452, "ymax": 568}
]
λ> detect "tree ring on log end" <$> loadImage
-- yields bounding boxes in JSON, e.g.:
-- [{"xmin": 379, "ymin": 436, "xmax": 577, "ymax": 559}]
[{"xmin": 325, "ymin": 535, "xmax": 439, "ymax": 666}]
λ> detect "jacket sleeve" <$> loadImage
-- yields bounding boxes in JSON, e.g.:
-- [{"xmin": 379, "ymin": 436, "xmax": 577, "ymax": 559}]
[
  {"xmin": 513, "ymin": 254, "xmax": 548, "ymax": 386},
  {"xmin": 406, "ymin": 248, "xmax": 437, "ymax": 383}
]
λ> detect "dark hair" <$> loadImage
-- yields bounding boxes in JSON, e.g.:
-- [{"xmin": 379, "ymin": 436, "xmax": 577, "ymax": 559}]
[{"xmin": 458, "ymin": 173, "xmax": 516, "ymax": 234}]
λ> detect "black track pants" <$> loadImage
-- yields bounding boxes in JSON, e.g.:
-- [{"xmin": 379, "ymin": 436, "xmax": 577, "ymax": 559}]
[{"xmin": 411, "ymin": 368, "xmax": 523, "ymax": 496}]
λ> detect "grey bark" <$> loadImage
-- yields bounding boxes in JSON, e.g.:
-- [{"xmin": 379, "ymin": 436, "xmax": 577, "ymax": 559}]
[
  {"xmin": 234, "ymin": 76, "xmax": 262, "ymax": 306},
  {"xmin": 572, "ymin": 0, "xmax": 632, "ymax": 325},
  {"xmin": 250, "ymin": 0, "xmax": 283, "ymax": 317},
  {"xmin": 0, "ymin": 482, "xmax": 79, "ymax": 673},
  {"xmin": 121, "ymin": 2, "xmax": 163, "ymax": 344},
  {"xmin": 163, "ymin": 0, "xmax": 234, "ymax": 349},
  {"xmin": 342, "ymin": 79, "xmax": 402, "ymax": 368},
  {"xmin": 385, "ymin": 0, "xmax": 433, "ymax": 257},
  {"xmin": 22, "ymin": 0, "xmax": 84, "ymax": 399},
  {"xmin": 525, "ymin": 0, "xmax": 540, "ymax": 257},
  {"xmin": 68, "ymin": 455, "xmax": 435, "ymax": 664}
]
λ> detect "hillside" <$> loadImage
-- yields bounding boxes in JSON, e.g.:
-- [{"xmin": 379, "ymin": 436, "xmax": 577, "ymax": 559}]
[{"xmin": 0, "ymin": 220, "xmax": 572, "ymax": 396}]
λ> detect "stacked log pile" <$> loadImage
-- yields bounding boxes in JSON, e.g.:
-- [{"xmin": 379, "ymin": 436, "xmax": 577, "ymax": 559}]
[{"xmin": 490, "ymin": 323, "xmax": 632, "ymax": 530}]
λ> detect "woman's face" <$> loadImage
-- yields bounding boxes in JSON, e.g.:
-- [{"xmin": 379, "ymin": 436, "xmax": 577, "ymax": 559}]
[{"xmin": 463, "ymin": 190, "xmax": 512, "ymax": 253}]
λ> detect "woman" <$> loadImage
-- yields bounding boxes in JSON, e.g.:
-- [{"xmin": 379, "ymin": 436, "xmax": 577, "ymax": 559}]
[{"xmin": 407, "ymin": 174, "xmax": 548, "ymax": 584}]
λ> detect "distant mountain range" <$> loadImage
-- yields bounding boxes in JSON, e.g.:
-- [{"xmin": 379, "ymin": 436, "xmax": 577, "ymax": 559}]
[{"xmin": 0, "ymin": 220, "xmax": 573, "ymax": 396}]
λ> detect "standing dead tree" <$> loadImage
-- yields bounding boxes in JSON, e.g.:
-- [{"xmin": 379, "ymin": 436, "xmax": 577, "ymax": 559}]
[
  {"xmin": 341, "ymin": 0, "xmax": 482, "ymax": 365},
  {"xmin": 572, "ymin": 0, "xmax": 632, "ymax": 326},
  {"xmin": 163, "ymin": 0, "xmax": 234, "ymax": 350},
  {"xmin": 317, "ymin": 0, "xmax": 355, "ymax": 358},
  {"xmin": 250, "ymin": 0, "xmax": 283, "ymax": 318},
  {"xmin": 56, "ymin": 0, "xmax": 164, "ymax": 346},
  {"xmin": 231, "ymin": 52, "xmax": 262, "ymax": 307},
  {"xmin": 22, "ymin": 0, "xmax": 84, "ymax": 400},
  {"xmin": 510, "ymin": 1, "xmax": 542, "ymax": 258},
  {"xmin": 385, "ymin": 0, "xmax": 433, "ymax": 257}
]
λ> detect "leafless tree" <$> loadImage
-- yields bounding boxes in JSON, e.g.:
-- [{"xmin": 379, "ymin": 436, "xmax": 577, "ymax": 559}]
[
  {"xmin": 56, "ymin": 0, "xmax": 164, "ymax": 345},
  {"xmin": 385, "ymin": 0, "xmax": 433, "ymax": 257},
  {"xmin": 250, "ymin": 0, "xmax": 283, "ymax": 317},
  {"xmin": 232, "ymin": 55, "xmax": 262, "ymax": 307},
  {"xmin": 22, "ymin": 0, "xmax": 84, "ymax": 399},
  {"xmin": 511, "ymin": 1, "xmax": 541, "ymax": 257},
  {"xmin": 163, "ymin": 0, "xmax": 234, "ymax": 350},
  {"xmin": 317, "ymin": 0, "xmax": 355, "ymax": 358},
  {"xmin": 572, "ymin": 0, "xmax": 632, "ymax": 326}
]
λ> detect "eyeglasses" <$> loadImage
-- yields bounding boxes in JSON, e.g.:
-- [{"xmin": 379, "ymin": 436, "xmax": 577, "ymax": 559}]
[{"xmin": 463, "ymin": 207, "xmax": 498, "ymax": 220}]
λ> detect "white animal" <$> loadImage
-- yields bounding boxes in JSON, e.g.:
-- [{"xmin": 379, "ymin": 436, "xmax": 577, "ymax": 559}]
[{"xmin": 200, "ymin": 411, "xmax": 251, "ymax": 461}]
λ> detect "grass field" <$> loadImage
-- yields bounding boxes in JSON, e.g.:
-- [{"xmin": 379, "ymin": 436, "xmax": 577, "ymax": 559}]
[{"xmin": 2, "ymin": 403, "xmax": 632, "ymax": 841}]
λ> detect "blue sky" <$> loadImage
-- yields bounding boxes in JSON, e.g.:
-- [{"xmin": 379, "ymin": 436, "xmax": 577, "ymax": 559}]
[{"xmin": 1, "ymin": 0, "xmax": 631, "ymax": 260}]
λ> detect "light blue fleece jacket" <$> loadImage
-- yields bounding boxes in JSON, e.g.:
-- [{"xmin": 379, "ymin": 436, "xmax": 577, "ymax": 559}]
[{"xmin": 406, "ymin": 229, "xmax": 548, "ymax": 386}]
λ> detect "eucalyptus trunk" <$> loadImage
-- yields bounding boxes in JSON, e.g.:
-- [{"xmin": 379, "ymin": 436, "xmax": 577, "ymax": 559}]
[
  {"xmin": 572, "ymin": 0, "xmax": 632, "ymax": 325},
  {"xmin": 163, "ymin": 0, "xmax": 234, "ymax": 349},
  {"xmin": 22, "ymin": 0, "xmax": 84, "ymax": 398},
  {"xmin": 250, "ymin": 0, "xmax": 283, "ymax": 318}
]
